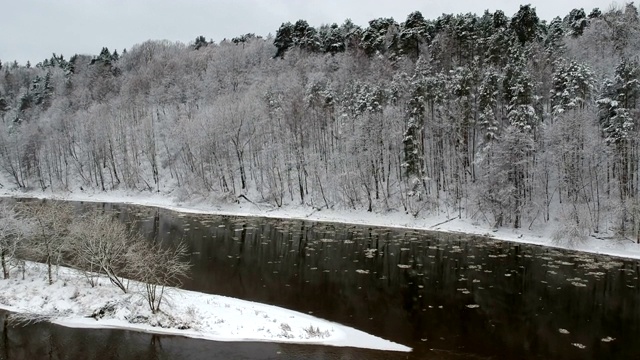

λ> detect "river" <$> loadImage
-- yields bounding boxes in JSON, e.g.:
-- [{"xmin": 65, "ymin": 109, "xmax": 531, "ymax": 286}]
[{"xmin": 1, "ymin": 201, "xmax": 639, "ymax": 359}]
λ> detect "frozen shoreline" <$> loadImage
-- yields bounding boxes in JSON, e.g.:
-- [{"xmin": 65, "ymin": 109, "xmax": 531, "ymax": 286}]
[
  {"xmin": 0, "ymin": 261, "xmax": 410, "ymax": 352},
  {"xmin": 1, "ymin": 188, "xmax": 640, "ymax": 261}
]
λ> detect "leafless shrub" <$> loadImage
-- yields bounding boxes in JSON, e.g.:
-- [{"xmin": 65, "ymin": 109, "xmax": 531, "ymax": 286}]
[
  {"xmin": 132, "ymin": 241, "xmax": 191, "ymax": 313},
  {"xmin": 303, "ymin": 325, "xmax": 330, "ymax": 339},
  {"xmin": 552, "ymin": 223, "xmax": 589, "ymax": 246}
]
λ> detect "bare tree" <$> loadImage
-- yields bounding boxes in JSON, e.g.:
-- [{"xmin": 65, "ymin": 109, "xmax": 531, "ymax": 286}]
[
  {"xmin": 0, "ymin": 204, "xmax": 31, "ymax": 279},
  {"xmin": 134, "ymin": 241, "xmax": 190, "ymax": 314},
  {"xmin": 20, "ymin": 201, "xmax": 73, "ymax": 285},
  {"xmin": 68, "ymin": 211, "xmax": 146, "ymax": 291},
  {"xmin": 69, "ymin": 210, "xmax": 190, "ymax": 312}
]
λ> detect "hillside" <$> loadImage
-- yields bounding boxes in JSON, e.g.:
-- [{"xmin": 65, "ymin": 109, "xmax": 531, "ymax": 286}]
[{"xmin": 1, "ymin": 4, "xmax": 639, "ymax": 248}]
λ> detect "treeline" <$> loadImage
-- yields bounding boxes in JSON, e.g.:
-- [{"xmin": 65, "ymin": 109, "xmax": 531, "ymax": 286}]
[{"xmin": 0, "ymin": 4, "xmax": 639, "ymax": 242}]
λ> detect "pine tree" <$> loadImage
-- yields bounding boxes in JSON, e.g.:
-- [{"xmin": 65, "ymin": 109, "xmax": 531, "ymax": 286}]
[
  {"xmin": 564, "ymin": 8, "xmax": 588, "ymax": 37},
  {"xmin": 318, "ymin": 24, "xmax": 345, "ymax": 54},
  {"xmin": 485, "ymin": 10, "xmax": 512, "ymax": 66},
  {"xmin": 0, "ymin": 95, "xmax": 8, "ymax": 122},
  {"xmin": 545, "ymin": 17, "xmax": 565, "ymax": 54},
  {"xmin": 478, "ymin": 70, "xmax": 501, "ymax": 141},
  {"xmin": 399, "ymin": 11, "xmax": 428, "ymax": 59},
  {"xmin": 360, "ymin": 17, "xmax": 398, "ymax": 56},
  {"xmin": 510, "ymin": 4, "xmax": 541, "ymax": 45},
  {"xmin": 402, "ymin": 62, "xmax": 426, "ymax": 181},
  {"xmin": 402, "ymin": 73, "xmax": 428, "ymax": 212},
  {"xmin": 274, "ymin": 22, "xmax": 294, "ymax": 58},
  {"xmin": 588, "ymin": 8, "xmax": 602, "ymax": 19},
  {"xmin": 193, "ymin": 35, "xmax": 208, "ymax": 50},
  {"xmin": 339, "ymin": 19, "xmax": 362, "ymax": 51},
  {"xmin": 41, "ymin": 71, "xmax": 54, "ymax": 108},
  {"xmin": 99, "ymin": 47, "xmax": 111, "ymax": 62},
  {"xmin": 292, "ymin": 20, "xmax": 321, "ymax": 53},
  {"xmin": 597, "ymin": 60, "xmax": 639, "ymax": 144},
  {"xmin": 452, "ymin": 13, "xmax": 480, "ymax": 65},
  {"xmin": 551, "ymin": 59, "xmax": 594, "ymax": 115},
  {"xmin": 502, "ymin": 51, "xmax": 538, "ymax": 228},
  {"xmin": 232, "ymin": 33, "xmax": 257, "ymax": 47},
  {"xmin": 91, "ymin": 47, "xmax": 113, "ymax": 66},
  {"xmin": 596, "ymin": 58, "xmax": 640, "ymax": 233}
]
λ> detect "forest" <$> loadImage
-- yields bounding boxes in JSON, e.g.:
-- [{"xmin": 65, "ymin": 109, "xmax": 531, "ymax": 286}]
[{"xmin": 0, "ymin": 4, "xmax": 639, "ymax": 242}]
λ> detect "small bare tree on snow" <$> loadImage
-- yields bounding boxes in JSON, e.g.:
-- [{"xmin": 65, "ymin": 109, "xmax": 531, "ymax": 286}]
[
  {"xmin": 68, "ymin": 211, "xmax": 146, "ymax": 291},
  {"xmin": 20, "ymin": 201, "xmax": 73, "ymax": 285},
  {"xmin": 69, "ymin": 209, "xmax": 190, "ymax": 312},
  {"xmin": 134, "ymin": 241, "xmax": 190, "ymax": 314},
  {"xmin": 0, "ymin": 203, "xmax": 32, "ymax": 279}
]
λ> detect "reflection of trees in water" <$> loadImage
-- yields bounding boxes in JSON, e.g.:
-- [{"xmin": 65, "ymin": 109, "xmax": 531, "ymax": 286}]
[
  {"xmin": 178, "ymin": 213, "xmax": 637, "ymax": 359},
  {"xmin": 15, "ymin": 201, "xmax": 640, "ymax": 360},
  {"xmin": 149, "ymin": 334, "xmax": 163, "ymax": 359},
  {"xmin": 1, "ymin": 312, "xmax": 8, "ymax": 360},
  {"xmin": 0, "ymin": 310, "xmax": 173, "ymax": 359}
]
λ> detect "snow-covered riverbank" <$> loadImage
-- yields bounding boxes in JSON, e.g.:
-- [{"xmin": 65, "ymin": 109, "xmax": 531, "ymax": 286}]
[
  {"xmin": 2, "ymin": 189, "xmax": 640, "ymax": 261},
  {"xmin": 0, "ymin": 261, "xmax": 410, "ymax": 352}
]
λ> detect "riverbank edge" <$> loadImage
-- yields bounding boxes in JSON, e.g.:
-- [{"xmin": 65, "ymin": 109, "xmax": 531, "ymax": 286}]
[{"xmin": 1, "ymin": 189, "xmax": 639, "ymax": 260}]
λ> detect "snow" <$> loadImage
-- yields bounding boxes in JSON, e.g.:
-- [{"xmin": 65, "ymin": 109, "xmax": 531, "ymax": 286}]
[
  {"xmin": 2, "ymin": 188, "xmax": 640, "ymax": 261},
  {"xmin": 0, "ymin": 261, "xmax": 410, "ymax": 352}
]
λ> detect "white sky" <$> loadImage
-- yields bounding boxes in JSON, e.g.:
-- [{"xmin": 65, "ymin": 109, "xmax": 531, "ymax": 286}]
[{"xmin": 0, "ymin": 0, "xmax": 627, "ymax": 65}]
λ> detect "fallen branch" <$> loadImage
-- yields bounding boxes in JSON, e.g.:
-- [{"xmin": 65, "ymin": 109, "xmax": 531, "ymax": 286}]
[
  {"xmin": 237, "ymin": 194, "xmax": 262, "ymax": 211},
  {"xmin": 304, "ymin": 205, "xmax": 326, "ymax": 218},
  {"xmin": 430, "ymin": 217, "xmax": 457, "ymax": 228}
]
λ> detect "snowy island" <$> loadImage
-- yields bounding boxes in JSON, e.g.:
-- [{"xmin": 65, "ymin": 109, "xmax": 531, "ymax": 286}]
[{"xmin": 0, "ymin": 260, "xmax": 410, "ymax": 352}]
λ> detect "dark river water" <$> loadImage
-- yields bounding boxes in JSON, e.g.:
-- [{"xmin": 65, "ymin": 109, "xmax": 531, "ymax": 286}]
[{"xmin": 1, "ymin": 201, "xmax": 640, "ymax": 359}]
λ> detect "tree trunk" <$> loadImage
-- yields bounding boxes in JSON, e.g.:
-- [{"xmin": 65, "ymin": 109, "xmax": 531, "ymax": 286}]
[
  {"xmin": 47, "ymin": 253, "xmax": 53, "ymax": 285},
  {"xmin": 1, "ymin": 249, "xmax": 7, "ymax": 279}
]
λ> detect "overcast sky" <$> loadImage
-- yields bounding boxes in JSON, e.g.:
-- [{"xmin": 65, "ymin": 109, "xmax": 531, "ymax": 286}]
[{"xmin": 1, "ymin": 0, "xmax": 626, "ymax": 64}]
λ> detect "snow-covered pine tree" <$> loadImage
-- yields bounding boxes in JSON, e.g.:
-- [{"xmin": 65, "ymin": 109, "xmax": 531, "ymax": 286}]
[{"xmin": 399, "ymin": 11, "xmax": 428, "ymax": 60}]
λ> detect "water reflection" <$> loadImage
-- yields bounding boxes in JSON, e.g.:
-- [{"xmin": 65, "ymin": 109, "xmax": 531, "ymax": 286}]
[
  {"xmin": 1, "ymin": 200, "xmax": 639, "ymax": 359},
  {"xmin": 1, "ymin": 310, "xmax": 394, "ymax": 360}
]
